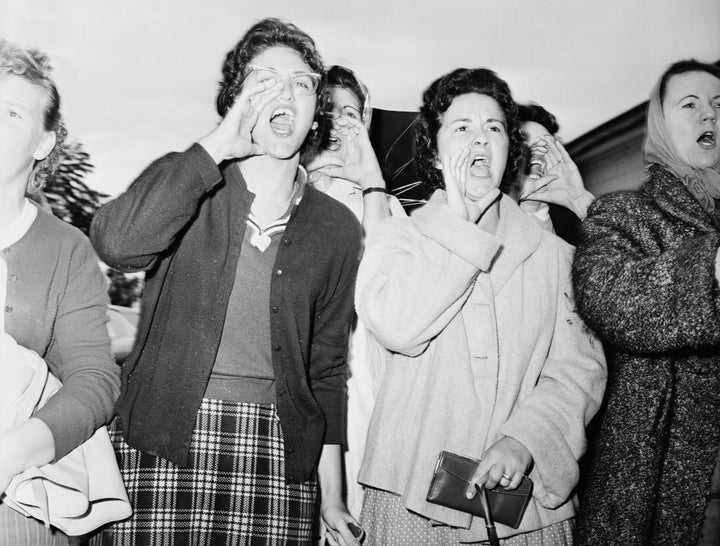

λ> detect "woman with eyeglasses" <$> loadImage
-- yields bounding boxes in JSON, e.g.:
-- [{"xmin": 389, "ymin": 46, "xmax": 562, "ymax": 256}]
[
  {"xmin": 303, "ymin": 65, "xmax": 405, "ymax": 521},
  {"xmin": 89, "ymin": 19, "xmax": 363, "ymax": 545}
]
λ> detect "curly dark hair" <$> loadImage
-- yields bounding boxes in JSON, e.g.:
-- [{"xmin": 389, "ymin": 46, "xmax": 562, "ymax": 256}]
[
  {"xmin": 658, "ymin": 59, "xmax": 720, "ymax": 105},
  {"xmin": 0, "ymin": 39, "xmax": 66, "ymax": 194},
  {"xmin": 413, "ymin": 68, "xmax": 523, "ymax": 196},
  {"xmin": 216, "ymin": 18, "xmax": 327, "ymax": 153},
  {"xmin": 517, "ymin": 102, "xmax": 560, "ymax": 136}
]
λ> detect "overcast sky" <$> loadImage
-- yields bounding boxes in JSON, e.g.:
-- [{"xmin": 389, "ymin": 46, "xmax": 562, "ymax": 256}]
[{"xmin": 2, "ymin": 0, "xmax": 719, "ymax": 197}]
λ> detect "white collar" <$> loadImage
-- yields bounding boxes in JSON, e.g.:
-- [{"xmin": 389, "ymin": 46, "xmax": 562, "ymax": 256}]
[{"xmin": 0, "ymin": 199, "xmax": 38, "ymax": 250}]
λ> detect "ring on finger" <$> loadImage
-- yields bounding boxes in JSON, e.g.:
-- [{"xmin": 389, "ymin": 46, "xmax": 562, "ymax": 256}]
[{"xmin": 502, "ymin": 473, "xmax": 512, "ymax": 480}]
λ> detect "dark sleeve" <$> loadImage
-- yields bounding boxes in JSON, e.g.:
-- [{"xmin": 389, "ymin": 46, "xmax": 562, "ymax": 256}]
[
  {"xmin": 572, "ymin": 193, "xmax": 720, "ymax": 354},
  {"xmin": 35, "ymin": 236, "xmax": 121, "ymax": 461},
  {"xmin": 90, "ymin": 143, "xmax": 222, "ymax": 272},
  {"xmin": 309, "ymin": 215, "xmax": 362, "ymax": 445}
]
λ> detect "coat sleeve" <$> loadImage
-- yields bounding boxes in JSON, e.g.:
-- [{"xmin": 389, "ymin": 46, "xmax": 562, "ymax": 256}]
[
  {"xmin": 35, "ymin": 236, "xmax": 121, "ymax": 461},
  {"xmin": 499, "ymin": 246, "xmax": 607, "ymax": 508},
  {"xmin": 90, "ymin": 144, "xmax": 223, "ymax": 272},
  {"xmin": 355, "ymin": 193, "xmax": 501, "ymax": 356},
  {"xmin": 308, "ymin": 217, "xmax": 362, "ymax": 445},
  {"xmin": 572, "ymin": 192, "xmax": 720, "ymax": 353}
]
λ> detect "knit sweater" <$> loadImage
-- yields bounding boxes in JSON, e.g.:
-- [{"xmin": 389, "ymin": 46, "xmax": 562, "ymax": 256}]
[
  {"xmin": 2, "ymin": 203, "xmax": 119, "ymax": 460},
  {"xmin": 572, "ymin": 163, "xmax": 720, "ymax": 545},
  {"xmin": 90, "ymin": 144, "xmax": 362, "ymax": 483}
]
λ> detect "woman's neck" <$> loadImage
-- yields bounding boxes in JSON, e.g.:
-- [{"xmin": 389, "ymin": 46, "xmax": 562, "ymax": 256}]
[
  {"xmin": 0, "ymin": 179, "xmax": 28, "ymax": 230},
  {"xmin": 239, "ymin": 154, "xmax": 301, "ymax": 228}
]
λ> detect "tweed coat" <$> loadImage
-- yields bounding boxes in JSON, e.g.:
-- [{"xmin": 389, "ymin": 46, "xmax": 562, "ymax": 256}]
[{"xmin": 572, "ymin": 163, "xmax": 720, "ymax": 545}]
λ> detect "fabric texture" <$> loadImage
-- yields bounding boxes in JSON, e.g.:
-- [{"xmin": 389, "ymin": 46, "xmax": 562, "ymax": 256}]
[
  {"xmin": 1, "ymin": 200, "xmax": 119, "ymax": 461},
  {"xmin": 0, "ymin": 333, "xmax": 131, "ymax": 536},
  {"xmin": 355, "ymin": 192, "xmax": 606, "ymax": 542},
  {"xmin": 309, "ymin": 174, "xmax": 405, "ymax": 518},
  {"xmin": 90, "ymin": 144, "xmax": 362, "ymax": 483},
  {"xmin": 91, "ymin": 399, "xmax": 317, "ymax": 546},
  {"xmin": 572, "ymin": 163, "xmax": 720, "ymax": 545},
  {"xmin": 361, "ymin": 488, "xmax": 574, "ymax": 546},
  {"xmin": 0, "ymin": 503, "xmax": 69, "ymax": 546}
]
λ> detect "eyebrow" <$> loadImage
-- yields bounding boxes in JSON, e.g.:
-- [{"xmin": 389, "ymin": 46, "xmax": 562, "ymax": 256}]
[
  {"xmin": 448, "ymin": 117, "xmax": 506, "ymax": 126},
  {"xmin": 676, "ymin": 94, "xmax": 700, "ymax": 104}
]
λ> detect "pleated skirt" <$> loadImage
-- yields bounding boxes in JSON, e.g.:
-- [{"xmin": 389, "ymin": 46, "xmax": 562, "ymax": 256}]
[{"xmin": 91, "ymin": 398, "xmax": 316, "ymax": 546}]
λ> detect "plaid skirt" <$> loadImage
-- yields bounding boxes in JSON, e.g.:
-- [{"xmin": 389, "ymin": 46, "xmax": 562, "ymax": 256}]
[{"xmin": 91, "ymin": 399, "xmax": 317, "ymax": 546}]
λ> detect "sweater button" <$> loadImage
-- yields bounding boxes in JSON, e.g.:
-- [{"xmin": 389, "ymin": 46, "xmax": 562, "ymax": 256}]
[
  {"xmin": 287, "ymin": 447, "xmax": 294, "ymax": 454},
  {"xmin": 274, "ymin": 345, "xmax": 281, "ymax": 351},
  {"xmin": 275, "ymin": 269, "xmax": 283, "ymax": 276},
  {"xmin": 283, "ymin": 239, "xmax": 291, "ymax": 246},
  {"xmin": 2, "ymin": 248, "xmax": 9, "ymax": 255},
  {"xmin": 5, "ymin": 305, "xmax": 12, "ymax": 313},
  {"xmin": 10, "ymin": 275, "xmax": 18, "ymax": 282},
  {"xmin": 271, "ymin": 306, "xmax": 279, "ymax": 313}
]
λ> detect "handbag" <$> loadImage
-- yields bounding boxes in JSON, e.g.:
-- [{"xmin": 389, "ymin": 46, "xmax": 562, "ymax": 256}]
[{"xmin": 426, "ymin": 450, "xmax": 533, "ymax": 529}]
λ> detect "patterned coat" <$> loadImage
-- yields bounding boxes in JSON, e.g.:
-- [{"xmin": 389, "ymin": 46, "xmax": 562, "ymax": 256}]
[{"xmin": 572, "ymin": 163, "xmax": 720, "ymax": 545}]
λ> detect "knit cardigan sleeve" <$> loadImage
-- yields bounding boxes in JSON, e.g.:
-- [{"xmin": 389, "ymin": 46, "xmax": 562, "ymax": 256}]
[
  {"xmin": 572, "ymin": 187, "xmax": 720, "ymax": 354},
  {"xmin": 33, "ymin": 226, "xmax": 120, "ymax": 460},
  {"xmin": 355, "ymin": 191, "xmax": 501, "ymax": 357},
  {"xmin": 90, "ymin": 143, "xmax": 223, "ymax": 272}
]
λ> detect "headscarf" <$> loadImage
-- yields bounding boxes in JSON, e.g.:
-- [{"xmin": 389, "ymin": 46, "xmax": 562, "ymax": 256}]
[{"xmin": 643, "ymin": 75, "xmax": 720, "ymax": 213}]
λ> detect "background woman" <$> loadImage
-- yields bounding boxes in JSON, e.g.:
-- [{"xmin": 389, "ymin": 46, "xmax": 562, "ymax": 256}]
[
  {"xmin": 0, "ymin": 39, "xmax": 120, "ymax": 545},
  {"xmin": 89, "ymin": 19, "xmax": 362, "ymax": 545},
  {"xmin": 573, "ymin": 59, "xmax": 720, "ymax": 546},
  {"xmin": 303, "ymin": 64, "xmax": 405, "ymax": 519},
  {"xmin": 354, "ymin": 67, "xmax": 606, "ymax": 544}
]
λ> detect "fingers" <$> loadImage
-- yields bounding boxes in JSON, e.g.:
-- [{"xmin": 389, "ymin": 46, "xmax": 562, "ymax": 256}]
[
  {"xmin": 520, "ymin": 174, "xmax": 558, "ymax": 201},
  {"xmin": 539, "ymin": 135, "xmax": 563, "ymax": 164},
  {"xmin": 554, "ymin": 140, "xmax": 573, "ymax": 163}
]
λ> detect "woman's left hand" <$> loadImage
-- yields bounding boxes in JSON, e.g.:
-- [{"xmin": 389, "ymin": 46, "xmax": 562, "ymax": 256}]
[
  {"xmin": 465, "ymin": 436, "xmax": 533, "ymax": 498},
  {"xmin": 314, "ymin": 116, "xmax": 385, "ymax": 191},
  {"xmin": 321, "ymin": 497, "xmax": 363, "ymax": 545},
  {"xmin": 519, "ymin": 137, "xmax": 594, "ymax": 220}
]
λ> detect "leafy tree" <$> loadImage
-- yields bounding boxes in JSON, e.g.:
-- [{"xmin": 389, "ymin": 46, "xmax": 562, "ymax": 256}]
[
  {"xmin": 42, "ymin": 140, "xmax": 107, "ymax": 236},
  {"xmin": 35, "ymin": 140, "xmax": 143, "ymax": 307}
]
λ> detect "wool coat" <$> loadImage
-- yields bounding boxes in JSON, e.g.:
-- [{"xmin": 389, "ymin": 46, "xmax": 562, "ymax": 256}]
[
  {"xmin": 572, "ymin": 163, "xmax": 720, "ymax": 545},
  {"xmin": 356, "ymin": 192, "xmax": 607, "ymax": 542}
]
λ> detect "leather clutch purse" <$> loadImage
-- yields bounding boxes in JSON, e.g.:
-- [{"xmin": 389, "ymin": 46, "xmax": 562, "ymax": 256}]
[{"xmin": 426, "ymin": 450, "xmax": 533, "ymax": 529}]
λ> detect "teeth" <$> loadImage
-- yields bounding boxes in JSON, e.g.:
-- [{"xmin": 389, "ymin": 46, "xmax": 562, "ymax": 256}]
[
  {"xmin": 271, "ymin": 108, "xmax": 294, "ymax": 122},
  {"xmin": 472, "ymin": 156, "xmax": 488, "ymax": 165},
  {"xmin": 698, "ymin": 131, "xmax": 716, "ymax": 145}
]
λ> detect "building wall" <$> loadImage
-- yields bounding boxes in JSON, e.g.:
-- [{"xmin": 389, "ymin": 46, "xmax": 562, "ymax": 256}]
[{"xmin": 566, "ymin": 103, "xmax": 647, "ymax": 197}]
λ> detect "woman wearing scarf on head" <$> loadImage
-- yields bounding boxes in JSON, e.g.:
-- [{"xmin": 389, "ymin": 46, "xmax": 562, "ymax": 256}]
[{"xmin": 573, "ymin": 59, "xmax": 720, "ymax": 545}]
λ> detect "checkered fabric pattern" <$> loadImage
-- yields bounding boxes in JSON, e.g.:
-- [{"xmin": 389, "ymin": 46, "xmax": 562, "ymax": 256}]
[{"xmin": 91, "ymin": 399, "xmax": 317, "ymax": 545}]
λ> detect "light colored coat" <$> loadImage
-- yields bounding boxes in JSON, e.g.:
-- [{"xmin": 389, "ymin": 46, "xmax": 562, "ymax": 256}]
[{"xmin": 356, "ymin": 193, "xmax": 606, "ymax": 541}]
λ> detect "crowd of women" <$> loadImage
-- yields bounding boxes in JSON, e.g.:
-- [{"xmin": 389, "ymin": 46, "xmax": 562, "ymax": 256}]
[{"xmin": 1, "ymin": 15, "xmax": 718, "ymax": 546}]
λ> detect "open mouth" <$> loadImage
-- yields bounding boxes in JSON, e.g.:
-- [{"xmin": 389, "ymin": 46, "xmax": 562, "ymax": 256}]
[
  {"xmin": 269, "ymin": 108, "xmax": 295, "ymax": 136},
  {"xmin": 469, "ymin": 155, "xmax": 491, "ymax": 177},
  {"xmin": 697, "ymin": 131, "xmax": 717, "ymax": 149}
]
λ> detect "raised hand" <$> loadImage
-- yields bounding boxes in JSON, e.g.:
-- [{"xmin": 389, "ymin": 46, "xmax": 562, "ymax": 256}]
[
  {"xmin": 198, "ymin": 79, "xmax": 284, "ymax": 164},
  {"xmin": 441, "ymin": 147, "xmax": 500, "ymax": 224},
  {"xmin": 520, "ymin": 136, "xmax": 594, "ymax": 219},
  {"xmin": 313, "ymin": 116, "xmax": 385, "ymax": 190}
]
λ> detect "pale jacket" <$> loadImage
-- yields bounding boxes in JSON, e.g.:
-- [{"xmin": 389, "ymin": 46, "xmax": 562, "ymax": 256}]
[{"xmin": 356, "ymin": 192, "xmax": 607, "ymax": 541}]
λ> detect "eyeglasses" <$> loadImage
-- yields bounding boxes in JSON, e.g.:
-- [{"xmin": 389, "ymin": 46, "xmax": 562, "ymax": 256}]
[
  {"xmin": 325, "ymin": 104, "xmax": 363, "ymax": 122},
  {"xmin": 245, "ymin": 65, "xmax": 321, "ymax": 96}
]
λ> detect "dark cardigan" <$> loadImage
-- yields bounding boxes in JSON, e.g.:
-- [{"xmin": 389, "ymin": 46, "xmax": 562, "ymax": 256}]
[
  {"xmin": 572, "ymin": 163, "xmax": 720, "ymax": 545},
  {"xmin": 90, "ymin": 144, "xmax": 362, "ymax": 483}
]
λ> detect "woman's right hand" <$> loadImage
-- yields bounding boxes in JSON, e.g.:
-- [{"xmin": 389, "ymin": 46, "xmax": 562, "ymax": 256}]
[
  {"xmin": 198, "ymin": 79, "xmax": 284, "ymax": 164},
  {"xmin": 465, "ymin": 436, "xmax": 533, "ymax": 498},
  {"xmin": 441, "ymin": 147, "xmax": 500, "ymax": 223}
]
